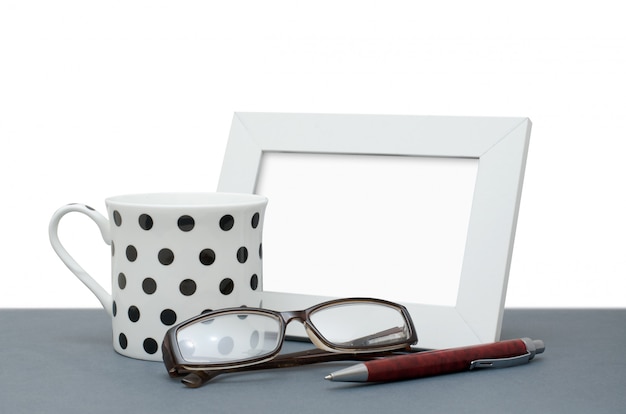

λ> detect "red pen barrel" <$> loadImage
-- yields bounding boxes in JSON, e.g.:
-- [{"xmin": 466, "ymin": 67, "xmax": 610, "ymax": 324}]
[{"xmin": 366, "ymin": 339, "xmax": 529, "ymax": 382}]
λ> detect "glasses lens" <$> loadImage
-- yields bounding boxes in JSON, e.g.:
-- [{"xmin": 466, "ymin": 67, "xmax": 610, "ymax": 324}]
[
  {"xmin": 309, "ymin": 302, "xmax": 412, "ymax": 349},
  {"xmin": 176, "ymin": 312, "xmax": 282, "ymax": 364}
]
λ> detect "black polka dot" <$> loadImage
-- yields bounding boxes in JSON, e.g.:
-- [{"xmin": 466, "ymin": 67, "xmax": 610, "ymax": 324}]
[
  {"xmin": 118, "ymin": 273, "xmax": 127, "ymax": 289},
  {"xmin": 111, "ymin": 242, "xmax": 115, "ymax": 256},
  {"xmin": 199, "ymin": 249, "xmax": 215, "ymax": 265},
  {"xmin": 160, "ymin": 309, "xmax": 177, "ymax": 326},
  {"xmin": 179, "ymin": 279, "xmax": 197, "ymax": 296},
  {"xmin": 113, "ymin": 210, "xmax": 122, "ymax": 226},
  {"xmin": 251, "ymin": 212, "xmax": 260, "ymax": 228},
  {"xmin": 119, "ymin": 333, "xmax": 128, "ymax": 349},
  {"xmin": 139, "ymin": 214, "xmax": 153, "ymax": 230},
  {"xmin": 218, "ymin": 336, "xmax": 235, "ymax": 355},
  {"xmin": 86, "ymin": 205, "xmax": 95, "ymax": 211},
  {"xmin": 250, "ymin": 274, "xmax": 259, "ymax": 290},
  {"xmin": 237, "ymin": 247, "xmax": 248, "ymax": 263},
  {"xmin": 128, "ymin": 306, "xmax": 140, "ymax": 322},
  {"xmin": 158, "ymin": 248, "xmax": 174, "ymax": 265},
  {"xmin": 126, "ymin": 245, "xmax": 137, "ymax": 262},
  {"xmin": 178, "ymin": 215, "xmax": 195, "ymax": 232},
  {"xmin": 112, "ymin": 301, "xmax": 117, "ymax": 316},
  {"xmin": 219, "ymin": 214, "xmax": 234, "ymax": 231},
  {"xmin": 142, "ymin": 277, "xmax": 157, "ymax": 294},
  {"xmin": 201, "ymin": 309, "xmax": 213, "ymax": 315},
  {"xmin": 219, "ymin": 278, "xmax": 234, "ymax": 295},
  {"xmin": 143, "ymin": 338, "xmax": 158, "ymax": 354},
  {"xmin": 259, "ymin": 243, "xmax": 263, "ymax": 259}
]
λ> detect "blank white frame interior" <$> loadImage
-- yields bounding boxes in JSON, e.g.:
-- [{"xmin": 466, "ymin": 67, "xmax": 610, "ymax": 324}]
[
  {"xmin": 218, "ymin": 112, "xmax": 531, "ymax": 350},
  {"xmin": 254, "ymin": 151, "xmax": 479, "ymax": 307}
]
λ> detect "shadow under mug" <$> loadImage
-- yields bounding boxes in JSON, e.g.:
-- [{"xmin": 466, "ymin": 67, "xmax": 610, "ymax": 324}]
[{"xmin": 49, "ymin": 192, "xmax": 268, "ymax": 361}]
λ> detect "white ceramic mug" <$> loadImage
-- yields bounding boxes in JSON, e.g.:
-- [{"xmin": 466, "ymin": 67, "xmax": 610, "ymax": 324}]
[{"xmin": 49, "ymin": 192, "xmax": 267, "ymax": 361}]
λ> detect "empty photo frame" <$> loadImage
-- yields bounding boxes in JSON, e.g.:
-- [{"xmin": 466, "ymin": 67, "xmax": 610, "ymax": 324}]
[{"xmin": 218, "ymin": 112, "xmax": 531, "ymax": 350}]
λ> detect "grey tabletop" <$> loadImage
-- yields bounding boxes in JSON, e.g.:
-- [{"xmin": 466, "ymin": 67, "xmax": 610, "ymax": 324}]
[{"xmin": 1, "ymin": 308, "xmax": 625, "ymax": 414}]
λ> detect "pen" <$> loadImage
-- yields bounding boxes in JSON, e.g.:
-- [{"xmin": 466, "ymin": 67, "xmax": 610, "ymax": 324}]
[{"xmin": 325, "ymin": 337, "xmax": 545, "ymax": 382}]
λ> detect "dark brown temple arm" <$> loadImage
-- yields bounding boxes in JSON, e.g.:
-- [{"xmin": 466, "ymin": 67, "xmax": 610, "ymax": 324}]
[{"xmin": 180, "ymin": 348, "xmax": 412, "ymax": 388}]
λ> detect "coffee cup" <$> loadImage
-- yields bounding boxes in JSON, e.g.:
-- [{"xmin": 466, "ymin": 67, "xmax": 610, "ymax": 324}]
[{"xmin": 49, "ymin": 192, "xmax": 267, "ymax": 361}]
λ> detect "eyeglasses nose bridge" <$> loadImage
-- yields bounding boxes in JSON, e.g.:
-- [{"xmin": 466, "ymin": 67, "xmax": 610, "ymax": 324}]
[
  {"xmin": 279, "ymin": 310, "xmax": 334, "ymax": 352},
  {"xmin": 279, "ymin": 309, "xmax": 308, "ymax": 325}
]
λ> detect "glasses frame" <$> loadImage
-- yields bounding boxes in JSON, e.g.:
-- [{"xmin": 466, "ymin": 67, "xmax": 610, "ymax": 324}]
[
  {"xmin": 163, "ymin": 297, "xmax": 417, "ymax": 377},
  {"xmin": 180, "ymin": 348, "xmax": 415, "ymax": 388}
]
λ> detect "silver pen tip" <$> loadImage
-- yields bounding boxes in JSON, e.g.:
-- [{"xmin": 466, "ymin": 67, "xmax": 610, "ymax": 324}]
[
  {"xmin": 533, "ymin": 339, "xmax": 545, "ymax": 354},
  {"xmin": 324, "ymin": 374, "xmax": 333, "ymax": 381}
]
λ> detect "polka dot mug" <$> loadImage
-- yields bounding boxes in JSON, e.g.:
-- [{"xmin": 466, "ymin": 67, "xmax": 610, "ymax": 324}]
[{"xmin": 49, "ymin": 192, "xmax": 267, "ymax": 361}]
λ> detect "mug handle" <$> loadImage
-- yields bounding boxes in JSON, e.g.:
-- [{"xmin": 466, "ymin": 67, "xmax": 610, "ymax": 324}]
[{"xmin": 49, "ymin": 203, "xmax": 113, "ymax": 316}]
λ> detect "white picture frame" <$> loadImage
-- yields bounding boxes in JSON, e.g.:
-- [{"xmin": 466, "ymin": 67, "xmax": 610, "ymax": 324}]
[{"xmin": 218, "ymin": 112, "xmax": 531, "ymax": 350}]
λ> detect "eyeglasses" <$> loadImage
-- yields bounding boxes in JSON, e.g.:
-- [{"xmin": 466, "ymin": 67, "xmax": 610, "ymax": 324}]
[{"xmin": 162, "ymin": 298, "xmax": 418, "ymax": 385}]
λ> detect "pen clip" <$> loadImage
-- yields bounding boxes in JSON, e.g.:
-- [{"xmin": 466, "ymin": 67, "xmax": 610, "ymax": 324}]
[{"xmin": 469, "ymin": 352, "xmax": 532, "ymax": 370}]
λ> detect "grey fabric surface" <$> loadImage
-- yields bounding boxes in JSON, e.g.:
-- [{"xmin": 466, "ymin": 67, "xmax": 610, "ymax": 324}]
[{"xmin": 1, "ymin": 308, "xmax": 625, "ymax": 413}]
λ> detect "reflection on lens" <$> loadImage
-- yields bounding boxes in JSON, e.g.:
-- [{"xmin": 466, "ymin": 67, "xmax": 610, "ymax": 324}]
[
  {"xmin": 309, "ymin": 302, "xmax": 410, "ymax": 349},
  {"xmin": 218, "ymin": 336, "xmax": 235, "ymax": 355},
  {"xmin": 250, "ymin": 330, "xmax": 259, "ymax": 349},
  {"xmin": 179, "ymin": 339, "xmax": 195, "ymax": 356},
  {"xmin": 177, "ymin": 312, "xmax": 281, "ymax": 364}
]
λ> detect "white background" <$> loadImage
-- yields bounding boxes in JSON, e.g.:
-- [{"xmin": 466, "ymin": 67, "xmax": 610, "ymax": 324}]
[{"xmin": 1, "ymin": 0, "xmax": 624, "ymax": 309}]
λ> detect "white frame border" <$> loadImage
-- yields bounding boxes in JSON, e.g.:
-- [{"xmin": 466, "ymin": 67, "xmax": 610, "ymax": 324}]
[{"xmin": 218, "ymin": 112, "xmax": 531, "ymax": 349}]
